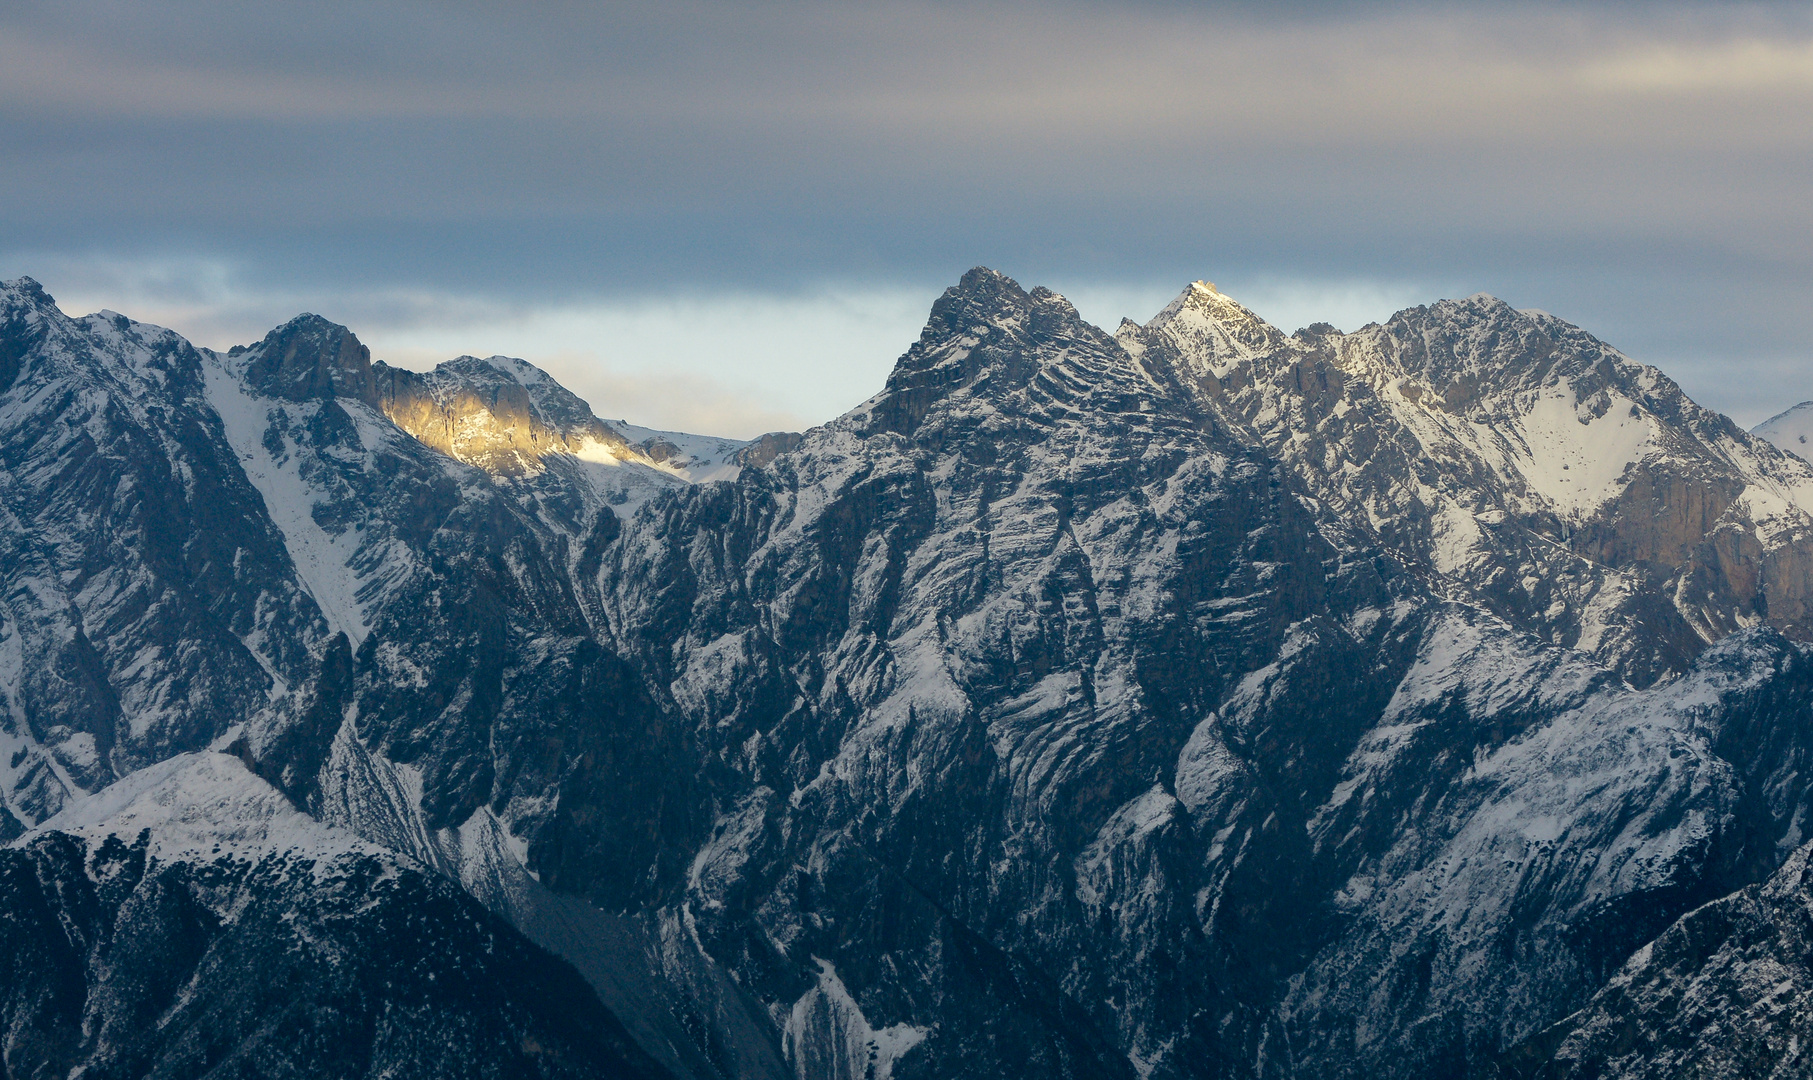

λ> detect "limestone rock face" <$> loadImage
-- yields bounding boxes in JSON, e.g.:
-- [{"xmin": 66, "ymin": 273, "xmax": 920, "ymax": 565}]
[
  {"xmin": 1121, "ymin": 283, "xmax": 1813, "ymax": 686},
  {"xmin": 8, "ymin": 270, "xmax": 1813, "ymax": 1080},
  {"xmin": 375, "ymin": 354, "xmax": 636, "ymax": 476},
  {"xmin": 238, "ymin": 312, "xmax": 380, "ymax": 404},
  {"xmin": 731, "ymin": 430, "xmax": 803, "ymax": 470}
]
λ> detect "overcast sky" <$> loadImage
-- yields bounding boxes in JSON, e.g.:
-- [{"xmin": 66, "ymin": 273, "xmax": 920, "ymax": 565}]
[{"xmin": 3, "ymin": 1, "xmax": 1810, "ymax": 435}]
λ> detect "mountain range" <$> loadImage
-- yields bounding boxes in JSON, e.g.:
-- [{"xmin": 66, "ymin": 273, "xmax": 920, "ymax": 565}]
[{"xmin": 4, "ymin": 268, "xmax": 1813, "ymax": 1079}]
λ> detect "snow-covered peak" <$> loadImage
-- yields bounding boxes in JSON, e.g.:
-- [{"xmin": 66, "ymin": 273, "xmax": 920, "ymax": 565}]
[
  {"xmin": 2, "ymin": 278, "xmax": 68, "ymax": 380},
  {"xmin": 0, "ymin": 275, "xmax": 57, "ymax": 314},
  {"xmin": 1129, "ymin": 279, "xmax": 1288, "ymax": 374},
  {"xmin": 373, "ymin": 352, "xmax": 636, "ymax": 476},
  {"xmin": 1110, "ymin": 276, "xmax": 1813, "ymax": 684},
  {"xmin": 1754, "ymin": 401, "xmax": 1813, "ymax": 460},
  {"xmin": 429, "ymin": 354, "xmax": 602, "ymax": 437},
  {"xmin": 370, "ymin": 351, "xmax": 747, "ymax": 488}
]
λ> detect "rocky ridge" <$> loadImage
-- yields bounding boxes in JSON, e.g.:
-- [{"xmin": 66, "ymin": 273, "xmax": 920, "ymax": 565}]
[
  {"xmin": 1121, "ymin": 282, "xmax": 1813, "ymax": 687},
  {"xmin": 5, "ymin": 269, "xmax": 1813, "ymax": 1079}
]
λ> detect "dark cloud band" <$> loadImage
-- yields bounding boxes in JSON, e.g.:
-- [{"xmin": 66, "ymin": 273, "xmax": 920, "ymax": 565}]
[{"xmin": 3, "ymin": 0, "xmax": 1809, "ymax": 426}]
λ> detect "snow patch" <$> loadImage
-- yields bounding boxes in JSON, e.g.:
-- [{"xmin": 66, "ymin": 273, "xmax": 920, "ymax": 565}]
[
  {"xmin": 783, "ymin": 957, "xmax": 928, "ymax": 1080},
  {"xmin": 603, "ymin": 418, "xmax": 747, "ymax": 484},
  {"xmin": 1754, "ymin": 401, "xmax": 1813, "ymax": 461},
  {"xmin": 20, "ymin": 752, "xmax": 380, "ymax": 868},
  {"xmin": 202, "ymin": 354, "xmax": 371, "ymax": 644},
  {"xmin": 1511, "ymin": 380, "xmax": 1653, "ymax": 518}
]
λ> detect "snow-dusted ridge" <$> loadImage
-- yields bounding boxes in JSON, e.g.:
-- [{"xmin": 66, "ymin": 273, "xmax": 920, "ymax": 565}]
[
  {"xmin": 1755, "ymin": 399, "xmax": 1813, "ymax": 460},
  {"xmin": 370, "ymin": 350, "xmax": 747, "ymax": 507},
  {"xmin": 1122, "ymin": 282, "xmax": 1813, "ymax": 685},
  {"xmin": 11, "ymin": 269, "xmax": 1813, "ymax": 1080},
  {"xmin": 202, "ymin": 348, "xmax": 387, "ymax": 646},
  {"xmin": 602, "ymin": 417, "xmax": 746, "ymax": 483},
  {"xmin": 18, "ymin": 751, "xmax": 379, "ymax": 866}
]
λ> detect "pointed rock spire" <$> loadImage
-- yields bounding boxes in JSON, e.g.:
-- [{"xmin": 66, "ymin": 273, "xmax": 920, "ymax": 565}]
[{"xmin": 1125, "ymin": 279, "xmax": 1288, "ymax": 374}]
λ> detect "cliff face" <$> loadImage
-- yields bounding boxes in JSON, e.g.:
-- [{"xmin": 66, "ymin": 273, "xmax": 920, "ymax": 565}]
[
  {"xmin": 1119, "ymin": 282, "xmax": 1813, "ymax": 688},
  {"xmin": 373, "ymin": 353, "xmax": 634, "ymax": 476},
  {"xmin": 6, "ymin": 270, "xmax": 1813, "ymax": 1080},
  {"xmin": 1513, "ymin": 840, "xmax": 1813, "ymax": 1080},
  {"xmin": 591, "ymin": 271, "xmax": 1813, "ymax": 1079}
]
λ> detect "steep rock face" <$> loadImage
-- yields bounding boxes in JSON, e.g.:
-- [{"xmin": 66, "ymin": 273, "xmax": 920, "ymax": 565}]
[
  {"xmin": 1520, "ymin": 840, "xmax": 1813, "ymax": 1080},
  {"xmin": 205, "ymin": 317, "xmax": 704, "ymax": 904},
  {"xmin": 0, "ymin": 282, "xmax": 325, "ymax": 831},
  {"xmin": 8, "ymin": 269, "xmax": 1813, "ymax": 1080},
  {"xmin": 0, "ymin": 281, "xmax": 759, "ymax": 1080},
  {"xmin": 733, "ymin": 430, "xmax": 805, "ymax": 470},
  {"xmin": 238, "ymin": 312, "xmax": 379, "ymax": 404},
  {"xmin": 0, "ymin": 753, "xmax": 673, "ymax": 1080},
  {"xmin": 1278, "ymin": 625, "xmax": 1813, "ymax": 1079},
  {"xmin": 372, "ymin": 354, "xmax": 748, "ymax": 535},
  {"xmin": 595, "ymin": 270, "xmax": 1813, "ymax": 1080},
  {"xmin": 1121, "ymin": 284, "xmax": 1813, "ymax": 686},
  {"xmin": 378, "ymin": 354, "xmax": 637, "ymax": 475},
  {"xmin": 598, "ymin": 267, "xmax": 1385, "ymax": 1079}
]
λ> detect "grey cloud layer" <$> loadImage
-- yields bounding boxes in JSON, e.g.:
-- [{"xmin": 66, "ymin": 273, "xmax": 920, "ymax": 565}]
[{"xmin": 2, "ymin": 0, "xmax": 1810, "ymax": 422}]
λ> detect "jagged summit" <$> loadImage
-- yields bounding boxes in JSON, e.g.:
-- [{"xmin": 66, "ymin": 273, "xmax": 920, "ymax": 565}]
[
  {"xmin": 1113, "ymin": 274, "xmax": 1813, "ymax": 685},
  {"xmin": 1123, "ymin": 278, "xmax": 1288, "ymax": 372},
  {"xmin": 0, "ymin": 279, "xmax": 54, "ymax": 389},
  {"xmin": 233, "ymin": 312, "xmax": 379, "ymax": 404},
  {"xmin": 0, "ymin": 277, "xmax": 62, "ymax": 330},
  {"xmin": 903, "ymin": 265, "xmax": 1085, "ymax": 353},
  {"xmin": 0, "ymin": 275, "xmax": 54, "ymax": 306},
  {"xmin": 207, "ymin": 314, "xmax": 749, "ymax": 499},
  {"xmin": 867, "ymin": 266, "xmax": 1153, "ymax": 439},
  {"xmin": 14, "ymin": 266, "xmax": 1813, "ymax": 1080},
  {"xmin": 867, "ymin": 267, "xmax": 1813, "ymax": 684}
]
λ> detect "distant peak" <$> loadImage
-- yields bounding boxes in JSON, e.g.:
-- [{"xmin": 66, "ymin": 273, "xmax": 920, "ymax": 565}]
[
  {"xmin": 1149, "ymin": 278, "xmax": 1271, "ymax": 330},
  {"xmin": 0, "ymin": 276, "xmax": 59, "ymax": 314},
  {"xmin": 274, "ymin": 312, "xmax": 353, "ymax": 337},
  {"xmin": 1754, "ymin": 401, "xmax": 1813, "ymax": 461},
  {"xmin": 1, "ymin": 275, "xmax": 51, "ymax": 298},
  {"xmin": 1132, "ymin": 278, "xmax": 1287, "ymax": 370},
  {"xmin": 959, "ymin": 265, "xmax": 1015, "ymax": 290},
  {"xmin": 434, "ymin": 353, "xmax": 519, "ymax": 378},
  {"xmin": 241, "ymin": 312, "xmax": 376, "ymax": 404},
  {"xmin": 1441, "ymin": 292, "xmax": 1516, "ymax": 316},
  {"xmin": 1759, "ymin": 401, "xmax": 1813, "ymax": 427},
  {"xmin": 920, "ymin": 266, "xmax": 1036, "ymax": 339},
  {"xmin": 1294, "ymin": 322, "xmax": 1343, "ymax": 343}
]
